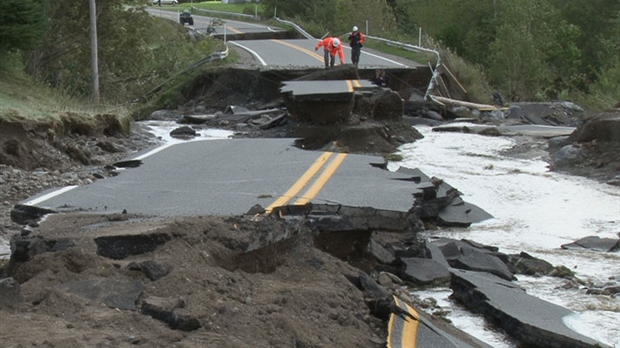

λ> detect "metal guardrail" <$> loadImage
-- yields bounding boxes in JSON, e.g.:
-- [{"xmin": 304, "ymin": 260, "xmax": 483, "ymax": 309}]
[
  {"xmin": 271, "ymin": 17, "xmax": 440, "ymax": 100},
  {"xmin": 142, "ymin": 45, "xmax": 229, "ymax": 101},
  {"xmin": 177, "ymin": 7, "xmax": 441, "ymax": 101},
  {"xmin": 191, "ymin": 7, "xmax": 256, "ymax": 20},
  {"xmin": 363, "ymin": 35, "xmax": 441, "ymax": 101},
  {"xmin": 274, "ymin": 17, "xmax": 315, "ymax": 40}
]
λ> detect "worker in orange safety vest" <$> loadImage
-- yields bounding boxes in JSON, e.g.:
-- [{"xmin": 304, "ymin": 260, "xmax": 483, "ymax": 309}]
[{"xmin": 314, "ymin": 37, "xmax": 345, "ymax": 69}]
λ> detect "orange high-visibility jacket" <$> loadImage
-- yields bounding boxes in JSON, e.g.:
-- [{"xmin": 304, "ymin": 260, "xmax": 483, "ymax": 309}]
[{"xmin": 315, "ymin": 37, "xmax": 345, "ymax": 64}]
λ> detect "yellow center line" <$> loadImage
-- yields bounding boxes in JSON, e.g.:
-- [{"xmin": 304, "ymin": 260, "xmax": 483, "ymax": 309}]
[
  {"xmin": 270, "ymin": 39, "xmax": 325, "ymax": 61},
  {"xmin": 387, "ymin": 310, "xmax": 396, "ymax": 348},
  {"xmin": 346, "ymin": 80, "xmax": 354, "ymax": 92},
  {"xmin": 294, "ymin": 153, "xmax": 347, "ymax": 205},
  {"xmin": 265, "ymin": 152, "xmax": 333, "ymax": 214},
  {"xmin": 226, "ymin": 25, "xmax": 243, "ymax": 34},
  {"xmin": 395, "ymin": 297, "xmax": 419, "ymax": 348}
]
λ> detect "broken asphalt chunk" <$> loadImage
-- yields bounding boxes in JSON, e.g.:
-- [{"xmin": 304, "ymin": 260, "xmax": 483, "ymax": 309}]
[
  {"xmin": 561, "ymin": 236, "xmax": 620, "ymax": 252},
  {"xmin": 450, "ymin": 270, "xmax": 611, "ymax": 348}
]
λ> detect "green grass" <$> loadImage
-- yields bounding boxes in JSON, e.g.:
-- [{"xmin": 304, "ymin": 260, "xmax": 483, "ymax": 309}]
[
  {"xmin": 383, "ymin": 153, "xmax": 403, "ymax": 162},
  {"xmin": 363, "ymin": 40, "xmax": 433, "ymax": 66},
  {"xmin": 153, "ymin": 1, "xmax": 263, "ymax": 15},
  {"xmin": 190, "ymin": 1, "xmax": 260, "ymax": 14},
  {"xmin": 0, "ymin": 54, "xmax": 131, "ymax": 125}
]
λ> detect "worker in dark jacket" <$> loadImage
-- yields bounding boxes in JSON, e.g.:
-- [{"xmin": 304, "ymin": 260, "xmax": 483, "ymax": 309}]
[
  {"xmin": 371, "ymin": 69, "xmax": 390, "ymax": 87},
  {"xmin": 348, "ymin": 26, "xmax": 366, "ymax": 67}
]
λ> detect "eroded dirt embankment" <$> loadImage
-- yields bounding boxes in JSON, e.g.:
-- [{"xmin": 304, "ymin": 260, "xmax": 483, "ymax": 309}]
[{"xmin": 2, "ymin": 60, "xmax": 619, "ymax": 348}]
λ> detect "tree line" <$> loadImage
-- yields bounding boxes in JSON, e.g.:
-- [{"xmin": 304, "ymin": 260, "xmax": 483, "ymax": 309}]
[
  {"xmin": 262, "ymin": 0, "xmax": 619, "ymax": 109},
  {"xmin": 1, "ymin": 0, "xmax": 618, "ymax": 109},
  {"xmin": 0, "ymin": 0, "xmax": 219, "ymax": 104}
]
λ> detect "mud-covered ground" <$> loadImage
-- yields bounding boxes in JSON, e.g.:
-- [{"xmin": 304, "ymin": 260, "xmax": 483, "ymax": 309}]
[
  {"xmin": 1, "ymin": 78, "xmax": 619, "ymax": 347},
  {"xmin": 0, "ymin": 117, "xmax": 481, "ymax": 347}
]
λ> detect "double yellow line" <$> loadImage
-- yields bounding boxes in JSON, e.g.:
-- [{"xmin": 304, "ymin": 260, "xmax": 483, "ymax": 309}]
[
  {"xmin": 270, "ymin": 40, "xmax": 365, "ymax": 92},
  {"xmin": 271, "ymin": 39, "xmax": 325, "ymax": 61},
  {"xmin": 265, "ymin": 151, "xmax": 347, "ymax": 214},
  {"xmin": 388, "ymin": 296, "xmax": 420, "ymax": 348},
  {"xmin": 346, "ymin": 79, "xmax": 362, "ymax": 92}
]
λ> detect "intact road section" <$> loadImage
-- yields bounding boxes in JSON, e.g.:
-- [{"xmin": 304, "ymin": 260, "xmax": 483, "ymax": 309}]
[
  {"xmin": 147, "ymin": 9, "xmax": 416, "ymax": 69},
  {"xmin": 229, "ymin": 39, "xmax": 410, "ymax": 68}
]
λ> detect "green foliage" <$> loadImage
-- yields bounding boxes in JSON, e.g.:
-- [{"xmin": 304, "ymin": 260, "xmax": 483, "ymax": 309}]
[
  {"xmin": 242, "ymin": 4, "xmax": 259, "ymax": 17},
  {"xmin": 23, "ymin": 0, "xmax": 220, "ymax": 103},
  {"xmin": 395, "ymin": 0, "xmax": 499, "ymax": 66},
  {"xmin": 3, "ymin": 0, "xmax": 617, "ymax": 113},
  {"xmin": 0, "ymin": 0, "xmax": 50, "ymax": 55},
  {"xmin": 363, "ymin": 40, "xmax": 429, "ymax": 66},
  {"xmin": 191, "ymin": 2, "xmax": 251, "ymax": 15},
  {"xmin": 395, "ymin": 0, "xmax": 617, "ymax": 107},
  {"xmin": 383, "ymin": 153, "xmax": 403, "ymax": 162},
  {"xmin": 487, "ymin": 0, "xmax": 583, "ymax": 101},
  {"xmin": 550, "ymin": 0, "xmax": 620, "ymax": 80},
  {"xmin": 336, "ymin": 0, "xmax": 397, "ymax": 37},
  {"xmin": 425, "ymin": 38, "xmax": 493, "ymax": 105},
  {"xmin": 261, "ymin": 0, "xmax": 396, "ymax": 37},
  {"xmin": 0, "ymin": 53, "xmax": 130, "ymax": 123}
]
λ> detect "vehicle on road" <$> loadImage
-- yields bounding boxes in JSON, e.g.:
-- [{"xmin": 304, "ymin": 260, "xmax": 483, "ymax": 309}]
[
  {"xmin": 151, "ymin": 0, "xmax": 178, "ymax": 5},
  {"xmin": 180, "ymin": 10, "xmax": 193, "ymax": 26}
]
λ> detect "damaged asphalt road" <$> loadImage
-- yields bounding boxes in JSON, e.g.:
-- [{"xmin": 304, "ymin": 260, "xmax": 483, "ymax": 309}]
[
  {"xmin": 12, "ymin": 137, "xmax": 490, "ymax": 228},
  {"xmin": 3, "ymin": 34, "xmax": 617, "ymax": 348},
  {"xmin": 9, "ymin": 131, "xmax": 611, "ymax": 347}
]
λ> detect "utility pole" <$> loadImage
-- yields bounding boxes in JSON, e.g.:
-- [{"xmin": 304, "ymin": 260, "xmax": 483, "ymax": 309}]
[{"xmin": 89, "ymin": 0, "xmax": 100, "ymax": 104}]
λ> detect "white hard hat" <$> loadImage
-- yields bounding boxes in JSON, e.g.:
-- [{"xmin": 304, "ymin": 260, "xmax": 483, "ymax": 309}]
[
  {"xmin": 352, "ymin": 26, "xmax": 358, "ymax": 31},
  {"xmin": 333, "ymin": 38, "xmax": 340, "ymax": 47}
]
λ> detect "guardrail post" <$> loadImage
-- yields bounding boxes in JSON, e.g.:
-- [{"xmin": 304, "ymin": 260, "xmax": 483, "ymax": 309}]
[{"xmin": 419, "ymin": 27, "xmax": 422, "ymax": 47}]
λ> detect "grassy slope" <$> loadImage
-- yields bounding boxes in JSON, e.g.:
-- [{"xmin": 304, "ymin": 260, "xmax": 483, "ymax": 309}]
[
  {"xmin": 0, "ymin": 2, "xmax": 482, "ymax": 124},
  {"xmin": 0, "ymin": 61, "xmax": 130, "ymax": 126},
  {"xmin": 0, "ymin": 62, "xmax": 65, "ymax": 122},
  {"xmin": 153, "ymin": 1, "xmax": 252, "ymax": 14}
]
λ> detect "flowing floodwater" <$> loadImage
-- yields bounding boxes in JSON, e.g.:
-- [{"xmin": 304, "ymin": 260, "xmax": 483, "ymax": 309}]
[
  {"xmin": 389, "ymin": 125, "xmax": 620, "ymax": 347},
  {"xmin": 2, "ymin": 121, "xmax": 617, "ymax": 346}
]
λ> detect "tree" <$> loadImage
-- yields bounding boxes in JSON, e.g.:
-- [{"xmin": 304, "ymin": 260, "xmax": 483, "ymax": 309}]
[
  {"xmin": 261, "ymin": 0, "xmax": 338, "ymax": 22},
  {"xmin": 487, "ymin": 0, "xmax": 582, "ymax": 100},
  {"xmin": 261, "ymin": 0, "xmax": 396, "ymax": 37},
  {"xmin": 23, "ymin": 0, "xmax": 213, "ymax": 102},
  {"xmin": 393, "ymin": 0, "xmax": 499, "ymax": 65},
  {"xmin": 550, "ymin": 0, "xmax": 620, "ymax": 81},
  {"xmin": 0, "ymin": 0, "xmax": 49, "ymax": 54}
]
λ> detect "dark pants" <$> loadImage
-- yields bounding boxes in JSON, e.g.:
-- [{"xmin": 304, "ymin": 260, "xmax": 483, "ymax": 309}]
[
  {"xmin": 351, "ymin": 46, "xmax": 361, "ymax": 65},
  {"xmin": 323, "ymin": 49, "xmax": 335, "ymax": 68}
]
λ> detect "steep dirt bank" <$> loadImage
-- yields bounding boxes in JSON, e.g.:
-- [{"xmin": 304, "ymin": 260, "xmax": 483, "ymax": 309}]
[{"xmin": 1, "ymin": 64, "xmax": 618, "ymax": 347}]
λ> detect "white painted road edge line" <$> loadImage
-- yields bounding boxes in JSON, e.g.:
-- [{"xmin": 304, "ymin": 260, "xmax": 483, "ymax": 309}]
[
  {"xmin": 23, "ymin": 137, "xmax": 228, "ymax": 206},
  {"xmin": 25, "ymin": 185, "xmax": 78, "ymax": 206},
  {"xmin": 359, "ymin": 50, "xmax": 407, "ymax": 67},
  {"xmin": 229, "ymin": 41, "xmax": 267, "ymax": 66},
  {"xmin": 134, "ymin": 143, "xmax": 175, "ymax": 160}
]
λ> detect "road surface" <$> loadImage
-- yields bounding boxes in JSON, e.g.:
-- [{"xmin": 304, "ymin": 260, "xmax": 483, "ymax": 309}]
[
  {"xmin": 22, "ymin": 139, "xmax": 417, "ymax": 217},
  {"xmin": 147, "ymin": 8, "xmax": 417, "ymax": 69}
]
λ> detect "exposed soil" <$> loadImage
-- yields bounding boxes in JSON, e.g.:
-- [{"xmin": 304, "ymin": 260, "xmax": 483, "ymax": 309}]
[
  {"xmin": 1, "ymin": 213, "xmax": 388, "ymax": 347},
  {"xmin": 1, "ymin": 68, "xmax": 619, "ymax": 347},
  {"xmin": 0, "ymin": 109, "xmax": 463, "ymax": 347}
]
